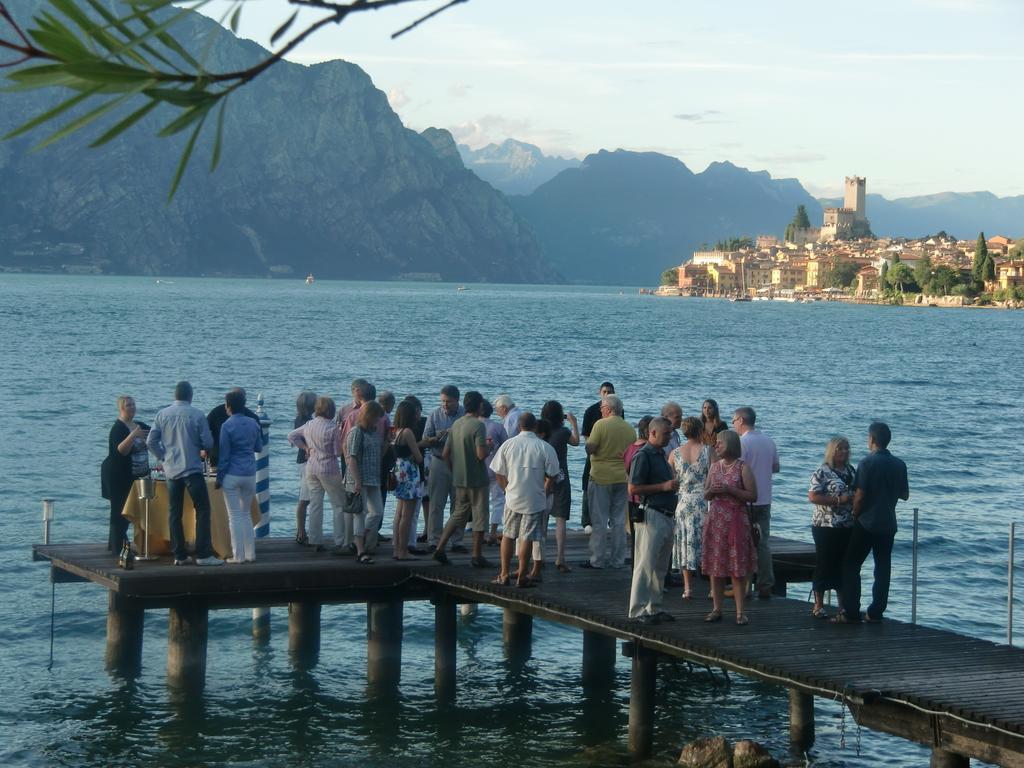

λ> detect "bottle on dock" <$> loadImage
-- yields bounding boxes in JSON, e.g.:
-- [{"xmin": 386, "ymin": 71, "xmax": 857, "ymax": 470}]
[{"xmin": 118, "ymin": 540, "xmax": 134, "ymax": 570}]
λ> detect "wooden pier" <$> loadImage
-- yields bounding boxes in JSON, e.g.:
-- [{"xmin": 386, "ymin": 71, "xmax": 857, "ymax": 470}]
[{"xmin": 33, "ymin": 533, "xmax": 1024, "ymax": 767}]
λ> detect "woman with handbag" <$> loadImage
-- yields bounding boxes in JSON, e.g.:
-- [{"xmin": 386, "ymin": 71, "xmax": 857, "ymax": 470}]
[
  {"xmin": 807, "ymin": 436, "xmax": 856, "ymax": 619},
  {"xmin": 345, "ymin": 400, "xmax": 386, "ymax": 562},
  {"xmin": 103, "ymin": 395, "xmax": 150, "ymax": 554},
  {"xmin": 702, "ymin": 430, "xmax": 758, "ymax": 625}
]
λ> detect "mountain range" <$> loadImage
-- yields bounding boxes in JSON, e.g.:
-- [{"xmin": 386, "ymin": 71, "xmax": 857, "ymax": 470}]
[
  {"xmin": 510, "ymin": 151, "xmax": 821, "ymax": 285},
  {"xmin": 1, "ymin": 0, "xmax": 1019, "ymax": 285},
  {"xmin": 0, "ymin": 0, "xmax": 557, "ymax": 283},
  {"xmin": 457, "ymin": 140, "xmax": 580, "ymax": 196}
]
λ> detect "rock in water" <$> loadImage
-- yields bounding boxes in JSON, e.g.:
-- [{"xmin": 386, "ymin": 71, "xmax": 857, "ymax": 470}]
[
  {"xmin": 678, "ymin": 735, "xmax": 733, "ymax": 768},
  {"xmin": 732, "ymin": 739, "xmax": 779, "ymax": 768}
]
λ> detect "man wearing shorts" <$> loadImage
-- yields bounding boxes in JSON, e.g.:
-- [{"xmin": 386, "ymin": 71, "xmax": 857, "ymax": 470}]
[
  {"xmin": 490, "ymin": 412, "xmax": 560, "ymax": 587},
  {"xmin": 432, "ymin": 391, "xmax": 490, "ymax": 567}
]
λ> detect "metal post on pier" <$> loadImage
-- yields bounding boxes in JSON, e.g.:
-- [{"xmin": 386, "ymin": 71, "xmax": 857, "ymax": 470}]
[
  {"xmin": 42, "ymin": 498, "xmax": 54, "ymax": 544},
  {"xmin": 911, "ymin": 507, "xmax": 919, "ymax": 625},
  {"xmin": 253, "ymin": 394, "xmax": 272, "ymax": 642},
  {"xmin": 1009, "ymin": 522, "xmax": 1016, "ymax": 647}
]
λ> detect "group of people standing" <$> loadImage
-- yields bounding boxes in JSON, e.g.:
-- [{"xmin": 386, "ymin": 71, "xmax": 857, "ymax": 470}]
[
  {"xmin": 103, "ymin": 382, "xmax": 265, "ymax": 566},
  {"xmin": 103, "ymin": 379, "xmax": 910, "ymax": 629}
]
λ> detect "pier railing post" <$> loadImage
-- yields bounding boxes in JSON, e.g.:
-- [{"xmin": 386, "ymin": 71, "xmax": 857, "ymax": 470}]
[
  {"xmin": 1009, "ymin": 521, "xmax": 1016, "ymax": 647},
  {"xmin": 433, "ymin": 595, "xmax": 457, "ymax": 701},
  {"xmin": 105, "ymin": 590, "xmax": 144, "ymax": 676},
  {"xmin": 367, "ymin": 600, "xmax": 403, "ymax": 688},
  {"xmin": 167, "ymin": 600, "xmax": 209, "ymax": 690},
  {"xmin": 582, "ymin": 630, "xmax": 616, "ymax": 685},
  {"xmin": 911, "ymin": 507, "xmax": 920, "ymax": 625},
  {"xmin": 287, "ymin": 601, "xmax": 321, "ymax": 663},
  {"xmin": 788, "ymin": 688, "xmax": 815, "ymax": 752},
  {"xmin": 626, "ymin": 643, "xmax": 658, "ymax": 759}
]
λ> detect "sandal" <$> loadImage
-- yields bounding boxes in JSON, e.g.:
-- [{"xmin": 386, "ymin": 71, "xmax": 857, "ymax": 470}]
[
  {"xmin": 357, "ymin": 553, "xmax": 374, "ymax": 564},
  {"xmin": 515, "ymin": 578, "xmax": 537, "ymax": 589},
  {"xmin": 704, "ymin": 610, "xmax": 722, "ymax": 623},
  {"xmin": 736, "ymin": 614, "xmax": 749, "ymax": 626},
  {"xmin": 491, "ymin": 575, "xmax": 511, "ymax": 586},
  {"xmin": 295, "ymin": 533, "xmax": 309, "ymax": 545},
  {"xmin": 811, "ymin": 607, "xmax": 830, "ymax": 620},
  {"xmin": 682, "ymin": 590, "xmax": 693, "ymax": 600},
  {"xmin": 556, "ymin": 562, "xmax": 571, "ymax": 574}
]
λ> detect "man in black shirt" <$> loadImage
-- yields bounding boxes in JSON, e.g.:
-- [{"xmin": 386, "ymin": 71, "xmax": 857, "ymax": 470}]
[
  {"xmin": 206, "ymin": 387, "xmax": 260, "ymax": 468},
  {"xmin": 627, "ymin": 417, "xmax": 679, "ymax": 624},
  {"xmin": 581, "ymin": 381, "xmax": 616, "ymax": 529}
]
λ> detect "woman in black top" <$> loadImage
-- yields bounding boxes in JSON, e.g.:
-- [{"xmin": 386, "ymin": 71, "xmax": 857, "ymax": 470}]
[
  {"xmin": 293, "ymin": 390, "xmax": 317, "ymax": 545},
  {"xmin": 700, "ymin": 398, "xmax": 728, "ymax": 447},
  {"xmin": 390, "ymin": 400, "xmax": 424, "ymax": 560},
  {"xmin": 103, "ymin": 395, "xmax": 149, "ymax": 553}
]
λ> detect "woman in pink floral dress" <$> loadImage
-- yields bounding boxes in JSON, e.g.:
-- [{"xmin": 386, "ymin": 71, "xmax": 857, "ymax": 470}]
[{"xmin": 702, "ymin": 430, "xmax": 758, "ymax": 625}]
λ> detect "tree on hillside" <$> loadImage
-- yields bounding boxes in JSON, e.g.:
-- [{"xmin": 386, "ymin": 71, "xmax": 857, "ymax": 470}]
[
  {"xmin": 713, "ymin": 237, "xmax": 754, "ymax": 251},
  {"xmin": 0, "ymin": 0, "xmax": 467, "ymax": 197},
  {"xmin": 661, "ymin": 267, "xmax": 679, "ymax": 286},
  {"xmin": 913, "ymin": 253, "xmax": 932, "ymax": 290},
  {"xmin": 784, "ymin": 205, "xmax": 811, "ymax": 242},
  {"xmin": 973, "ymin": 232, "xmax": 989, "ymax": 282},
  {"xmin": 982, "ymin": 251, "xmax": 996, "ymax": 282},
  {"xmin": 828, "ymin": 260, "xmax": 859, "ymax": 288},
  {"xmin": 885, "ymin": 263, "xmax": 915, "ymax": 293},
  {"xmin": 928, "ymin": 265, "xmax": 961, "ymax": 296}
]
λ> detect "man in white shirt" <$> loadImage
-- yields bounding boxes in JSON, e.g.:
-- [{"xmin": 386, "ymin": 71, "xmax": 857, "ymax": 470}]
[
  {"xmin": 493, "ymin": 394, "xmax": 523, "ymax": 439},
  {"xmin": 490, "ymin": 411, "xmax": 560, "ymax": 587},
  {"xmin": 661, "ymin": 401, "xmax": 683, "ymax": 456},
  {"xmin": 733, "ymin": 406, "xmax": 780, "ymax": 599}
]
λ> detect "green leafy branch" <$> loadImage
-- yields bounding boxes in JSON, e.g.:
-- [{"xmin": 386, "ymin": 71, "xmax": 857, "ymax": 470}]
[{"xmin": 1, "ymin": 0, "xmax": 467, "ymax": 198}]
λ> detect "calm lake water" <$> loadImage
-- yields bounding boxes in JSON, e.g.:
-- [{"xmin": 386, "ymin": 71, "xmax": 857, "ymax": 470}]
[{"xmin": 0, "ymin": 274, "xmax": 1020, "ymax": 767}]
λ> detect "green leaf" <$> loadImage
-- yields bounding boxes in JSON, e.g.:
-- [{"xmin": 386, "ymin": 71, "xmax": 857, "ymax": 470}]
[
  {"xmin": 158, "ymin": 100, "xmax": 214, "ymax": 137},
  {"xmin": 33, "ymin": 84, "xmax": 153, "ymax": 150},
  {"xmin": 112, "ymin": 3, "xmax": 207, "ymax": 59},
  {"xmin": 130, "ymin": 6, "xmax": 201, "ymax": 70},
  {"xmin": 229, "ymin": 4, "xmax": 241, "ymax": 34},
  {"xmin": 89, "ymin": 99, "xmax": 159, "ymax": 147},
  {"xmin": 168, "ymin": 115, "xmax": 206, "ymax": 201},
  {"xmin": 64, "ymin": 59, "xmax": 155, "ymax": 84},
  {"xmin": 5, "ymin": 63, "xmax": 82, "ymax": 90},
  {"xmin": 270, "ymin": 10, "xmax": 299, "ymax": 46},
  {"xmin": 2, "ymin": 85, "xmax": 102, "ymax": 140},
  {"xmin": 29, "ymin": 25, "xmax": 93, "ymax": 61},
  {"xmin": 80, "ymin": 0, "xmax": 180, "ymax": 71},
  {"xmin": 144, "ymin": 87, "xmax": 215, "ymax": 107},
  {"xmin": 209, "ymin": 97, "xmax": 226, "ymax": 172}
]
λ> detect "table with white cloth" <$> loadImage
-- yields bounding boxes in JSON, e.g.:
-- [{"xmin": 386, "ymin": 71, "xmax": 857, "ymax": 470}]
[{"xmin": 121, "ymin": 476, "xmax": 260, "ymax": 559}]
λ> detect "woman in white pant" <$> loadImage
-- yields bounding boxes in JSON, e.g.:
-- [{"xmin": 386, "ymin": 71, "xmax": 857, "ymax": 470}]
[
  {"xmin": 287, "ymin": 396, "xmax": 345, "ymax": 550},
  {"xmin": 216, "ymin": 389, "xmax": 264, "ymax": 563}
]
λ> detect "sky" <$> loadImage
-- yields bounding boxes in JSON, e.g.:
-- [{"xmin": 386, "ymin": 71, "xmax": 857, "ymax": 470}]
[{"xmin": 208, "ymin": 0, "xmax": 1024, "ymax": 199}]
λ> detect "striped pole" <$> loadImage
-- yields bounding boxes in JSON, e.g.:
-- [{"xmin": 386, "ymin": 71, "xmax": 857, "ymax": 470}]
[{"xmin": 253, "ymin": 394, "xmax": 271, "ymax": 640}]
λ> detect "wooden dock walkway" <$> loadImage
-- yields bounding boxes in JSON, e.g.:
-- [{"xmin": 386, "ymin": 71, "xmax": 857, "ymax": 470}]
[{"xmin": 33, "ymin": 533, "xmax": 1024, "ymax": 767}]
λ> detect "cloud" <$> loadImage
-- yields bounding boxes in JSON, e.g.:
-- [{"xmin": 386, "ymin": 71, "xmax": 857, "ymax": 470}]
[
  {"xmin": 449, "ymin": 115, "xmax": 580, "ymax": 157},
  {"xmin": 673, "ymin": 109, "xmax": 723, "ymax": 122},
  {"xmin": 386, "ymin": 87, "xmax": 410, "ymax": 110},
  {"xmin": 447, "ymin": 83, "xmax": 472, "ymax": 98},
  {"xmin": 749, "ymin": 152, "xmax": 826, "ymax": 164}
]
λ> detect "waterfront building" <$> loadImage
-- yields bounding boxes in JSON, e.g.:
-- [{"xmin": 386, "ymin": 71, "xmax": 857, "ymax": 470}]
[
  {"xmin": 820, "ymin": 176, "xmax": 872, "ymax": 241},
  {"xmin": 996, "ymin": 260, "xmax": 1024, "ymax": 291}
]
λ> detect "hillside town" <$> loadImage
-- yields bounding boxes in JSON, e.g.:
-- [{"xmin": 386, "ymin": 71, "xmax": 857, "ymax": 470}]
[{"xmin": 661, "ymin": 176, "xmax": 1024, "ymax": 305}]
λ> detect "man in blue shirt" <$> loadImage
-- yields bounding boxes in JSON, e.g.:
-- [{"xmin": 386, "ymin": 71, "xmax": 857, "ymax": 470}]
[
  {"xmin": 836, "ymin": 422, "xmax": 909, "ymax": 623},
  {"xmin": 147, "ymin": 381, "xmax": 222, "ymax": 566}
]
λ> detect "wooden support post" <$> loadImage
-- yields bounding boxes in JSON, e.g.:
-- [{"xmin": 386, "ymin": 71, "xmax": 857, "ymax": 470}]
[
  {"xmin": 503, "ymin": 608, "xmax": 533, "ymax": 661},
  {"xmin": 434, "ymin": 597, "xmax": 457, "ymax": 701},
  {"xmin": 105, "ymin": 590, "xmax": 144, "ymax": 676},
  {"xmin": 788, "ymin": 688, "xmax": 815, "ymax": 751},
  {"xmin": 167, "ymin": 600, "xmax": 208, "ymax": 690},
  {"xmin": 929, "ymin": 749, "xmax": 970, "ymax": 768},
  {"xmin": 252, "ymin": 607, "xmax": 270, "ymax": 644},
  {"xmin": 773, "ymin": 578, "xmax": 788, "ymax": 598},
  {"xmin": 367, "ymin": 600, "xmax": 403, "ymax": 687},
  {"xmin": 628, "ymin": 645, "xmax": 658, "ymax": 759},
  {"xmin": 287, "ymin": 602, "xmax": 321, "ymax": 660},
  {"xmin": 581, "ymin": 630, "xmax": 616, "ymax": 685}
]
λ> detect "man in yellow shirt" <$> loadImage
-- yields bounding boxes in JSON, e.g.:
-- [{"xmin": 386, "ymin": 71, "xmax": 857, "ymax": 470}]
[{"xmin": 582, "ymin": 395, "xmax": 636, "ymax": 569}]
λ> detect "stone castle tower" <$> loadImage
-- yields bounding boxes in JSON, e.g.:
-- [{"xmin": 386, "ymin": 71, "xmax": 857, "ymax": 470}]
[{"xmin": 844, "ymin": 176, "xmax": 867, "ymax": 222}]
